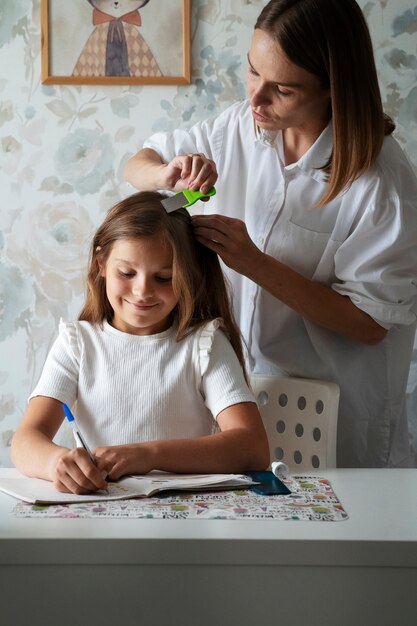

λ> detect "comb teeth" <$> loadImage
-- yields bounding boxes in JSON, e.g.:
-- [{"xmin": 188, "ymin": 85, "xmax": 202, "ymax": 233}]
[{"xmin": 161, "ymin": 193, "xmax": 188, "ymax": 213}]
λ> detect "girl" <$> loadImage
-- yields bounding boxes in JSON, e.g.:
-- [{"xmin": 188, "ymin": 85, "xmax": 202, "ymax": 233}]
[{"xmin": 11, "ymin": 191, "xmax": 270, "ymax": 494}]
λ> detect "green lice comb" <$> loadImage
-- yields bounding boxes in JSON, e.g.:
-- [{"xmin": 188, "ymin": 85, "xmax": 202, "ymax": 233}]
[{"xmin": 161, "ymin": 187, "xmax": 216, "ymax": 213}]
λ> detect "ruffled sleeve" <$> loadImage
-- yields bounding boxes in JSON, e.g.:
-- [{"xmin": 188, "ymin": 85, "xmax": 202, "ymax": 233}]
[
  {"xmin": 195, "ymin": 319, "xmax": 255, "ymax": 420},
  {"xmin": 197, "ymin": 318, "xmax": 222, "ymax": 377},
  {"xmin": 59, "ymin": 318, "xmax": 81, "ymax": 367},
  {"xmin": 28, "ymin": 320, "xmax": 81, "ymax": 406}
]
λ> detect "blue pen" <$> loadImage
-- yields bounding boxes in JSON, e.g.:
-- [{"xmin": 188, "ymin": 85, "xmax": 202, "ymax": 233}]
[{"xmin": 62, "ymin": 403, "xmax": 97, "ymax": 467}]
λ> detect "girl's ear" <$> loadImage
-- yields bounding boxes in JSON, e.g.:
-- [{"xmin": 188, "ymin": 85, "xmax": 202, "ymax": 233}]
[{"xmin": 96, "ymin": 246, "xmax": 106, "ymax": 276}]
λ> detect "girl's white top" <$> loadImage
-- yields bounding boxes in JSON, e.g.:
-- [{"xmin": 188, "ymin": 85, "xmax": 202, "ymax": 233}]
[
  {"xmin": 144, "ymin": 100, "xmax": 417, "ymax": 467},
  {"xmin": 30, "ymin": 319, "xmax": 254, "ymax": 448}
]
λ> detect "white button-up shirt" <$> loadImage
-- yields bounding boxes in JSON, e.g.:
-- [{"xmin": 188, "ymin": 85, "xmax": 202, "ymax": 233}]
[{"xmin": 144, "ymin": 100, "xmax": 417, "ymax": 467}]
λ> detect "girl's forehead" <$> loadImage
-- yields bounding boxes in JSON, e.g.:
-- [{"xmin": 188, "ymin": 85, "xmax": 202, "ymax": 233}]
[{"xmin": 109, "ymin": 236, "xmax": 173, "ymax": 262}]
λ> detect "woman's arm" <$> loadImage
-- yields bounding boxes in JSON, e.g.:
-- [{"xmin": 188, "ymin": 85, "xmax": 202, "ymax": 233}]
[
  {"xmin": 124, "ymin": 148, "xmax": 217, "ymax": 195},
  {"xmin": 11, "ymin": 396, "xmax": 110, "ymax": 493},
  {"xmin": 93, "ymin": 401, "xmax": 270, "ymax": 480},
  {"xmin": 192, "ymin": 214, "xmax": 387, "ymax": 345},
  {"xmin": 124, "ymin": 148, "xmax": 167, "ymax": 190}
]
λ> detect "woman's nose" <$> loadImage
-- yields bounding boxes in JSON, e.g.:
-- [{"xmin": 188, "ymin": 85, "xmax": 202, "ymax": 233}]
[{"xmin": 250, "ymin": 84, "xmax": 269, "ymax": 107}]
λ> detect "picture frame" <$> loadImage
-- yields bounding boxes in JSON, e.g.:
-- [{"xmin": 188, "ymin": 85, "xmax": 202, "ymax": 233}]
[{"xmin": 41, "ymin": 0, "xmax": 191, "ymax": 85}]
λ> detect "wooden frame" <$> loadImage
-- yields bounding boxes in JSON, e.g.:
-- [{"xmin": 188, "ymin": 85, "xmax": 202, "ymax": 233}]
[{"xmin": 41, "ymin": 0, "xmax": 191, "ymax": 85}]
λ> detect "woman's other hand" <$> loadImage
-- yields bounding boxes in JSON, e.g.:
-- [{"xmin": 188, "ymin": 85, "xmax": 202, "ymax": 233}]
[{"xmin": 192, "ymin": 214, "xmax": 263, "ymax": 276}]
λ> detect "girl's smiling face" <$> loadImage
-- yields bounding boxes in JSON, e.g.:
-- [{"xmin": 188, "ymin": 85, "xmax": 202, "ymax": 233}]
[{"xmin": 100, "ymin": 236, "xmax": 179, "ymax": 336}]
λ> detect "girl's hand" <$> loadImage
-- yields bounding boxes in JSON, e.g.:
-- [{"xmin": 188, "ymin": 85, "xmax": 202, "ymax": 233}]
[
  {"xmin": 93, "ymin": 443, "xmax": 153, "ymax": 481},
  {"xmin": 192, "ymin": 214, "xmax": 264, "ymax": 276},
  {"xmin": 161, "ymin": 153, "xmax": 217, "ymax": 195},
  {"xmin": 51, "ymin": 447, "xmax": 110, "ymax": 494}
]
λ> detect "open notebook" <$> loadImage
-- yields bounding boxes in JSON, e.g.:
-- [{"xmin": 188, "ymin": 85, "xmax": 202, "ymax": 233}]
[{"xmin": 0, "ymin": 471, "xmax": 257, "ymax": 505}]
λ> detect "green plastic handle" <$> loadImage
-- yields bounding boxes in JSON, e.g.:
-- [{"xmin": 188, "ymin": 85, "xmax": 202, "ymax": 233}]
[{"xmin": 180, "ymin": 187, "xmax": 216, "ymax": 208}]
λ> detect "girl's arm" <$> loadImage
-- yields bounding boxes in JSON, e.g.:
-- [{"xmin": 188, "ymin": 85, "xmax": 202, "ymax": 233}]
[
  {"xmin": 11, "ymin": 396, "xmax": 109, "ymax": 494},
  {"xmin": 124, "ymin": 148, "xmax": 217, "ymax": 195},
  {"xmin": 93, "ymin": 401, "xmax": 270, "ymax": 480},
  {"xmin": 192, "ymin": 214, "xmax": 387, "ymax": 345}
]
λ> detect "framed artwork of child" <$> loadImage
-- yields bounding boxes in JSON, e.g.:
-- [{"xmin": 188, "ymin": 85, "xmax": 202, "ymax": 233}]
[{"xmin": 41, "ymin": 0, "xmax": 191, "ymax": 85}]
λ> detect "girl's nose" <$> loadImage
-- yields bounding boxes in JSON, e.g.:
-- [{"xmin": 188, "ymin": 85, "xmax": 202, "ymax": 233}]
[{"xmin": 132, "ymin": 276, "xmax": 154, "ymax": 298}]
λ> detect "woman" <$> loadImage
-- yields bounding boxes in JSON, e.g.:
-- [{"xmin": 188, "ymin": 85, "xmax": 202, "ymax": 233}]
[{"xmin": 124, "ymin": 0, "xmax": 417, "ymax": 467}]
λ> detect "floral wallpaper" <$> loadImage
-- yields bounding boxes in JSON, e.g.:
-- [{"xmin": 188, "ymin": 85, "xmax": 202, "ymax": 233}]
[{"xmin": 0, "ymin": 0, "xmax": 416, "ymax": 467}]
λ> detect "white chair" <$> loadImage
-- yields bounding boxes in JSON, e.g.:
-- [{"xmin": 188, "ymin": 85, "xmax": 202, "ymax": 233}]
[{"xmin": 250, "ymin": 375, "xmax": 340, "ymax": 470}]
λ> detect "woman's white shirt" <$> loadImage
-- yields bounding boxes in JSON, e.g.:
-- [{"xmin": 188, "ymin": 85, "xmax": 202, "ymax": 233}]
[{"xmin": 144, "ymin": 100, "xmax": 417, "ymax": 467}]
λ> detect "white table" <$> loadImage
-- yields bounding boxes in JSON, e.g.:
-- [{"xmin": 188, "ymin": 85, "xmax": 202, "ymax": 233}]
[{"xmin": 0, "ymin": 468, "xmax": 416, "ymax": 626}]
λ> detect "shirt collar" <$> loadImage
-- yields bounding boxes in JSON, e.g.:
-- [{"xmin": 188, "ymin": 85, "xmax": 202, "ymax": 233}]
[
  {"xmin": 295, "ymin": 123, "xmax": 332, "ymax": 181},
  {"xmin": 255, "ymin": 122, "xmax": 333, "ymax": 183},
  {"xmin": 255, "ymin": 126, "xmax": 279, "ymax": 146}
]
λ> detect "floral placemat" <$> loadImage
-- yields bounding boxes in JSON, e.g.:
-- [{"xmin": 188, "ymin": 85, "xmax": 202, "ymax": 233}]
[{"xmin": 12, "ymin": 476, "xmax": 348, "ymax": 521}]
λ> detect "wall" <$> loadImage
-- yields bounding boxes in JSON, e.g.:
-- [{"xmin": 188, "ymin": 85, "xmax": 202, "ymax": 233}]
[{"xmin": 0, "ymin": 0, "xmax": 416, "ymax": 466}]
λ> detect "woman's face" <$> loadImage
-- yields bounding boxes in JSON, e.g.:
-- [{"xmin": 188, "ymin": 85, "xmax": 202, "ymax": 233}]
[{"xmin": 247, "ymin": 29, "xmax": 331, "ymax": 136}]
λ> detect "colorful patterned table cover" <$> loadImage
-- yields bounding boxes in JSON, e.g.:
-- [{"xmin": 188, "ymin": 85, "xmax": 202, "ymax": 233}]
[{"xmin": 12, "ymin": 476, "xmax": 348, "ymax": 521}]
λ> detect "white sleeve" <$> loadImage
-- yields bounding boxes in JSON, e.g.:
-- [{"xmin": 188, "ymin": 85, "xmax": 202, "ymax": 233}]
[
  {"xmin": 29, "ymin": 321, "xmax": 80, "ymax": 406},
  {"xmin": 333, "ymin": 184, "xmax": 417, "ymax": 329},
  {"xmin": 197, "ymin": 322, "xmax": 255, "ymax": 419},
  {"xmin": 143, "ymin": 109, "xmax": 227, "ymax": 165}
]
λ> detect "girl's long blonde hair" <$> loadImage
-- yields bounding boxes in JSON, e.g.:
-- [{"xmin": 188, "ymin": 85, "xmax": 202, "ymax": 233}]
[
  {"xmin": 79, "ymin": 191, "xmax": 247, "ymax": 377},
  {"xmin": 255, "ymin": 0, "xmax": 395, "ymax": 207}
]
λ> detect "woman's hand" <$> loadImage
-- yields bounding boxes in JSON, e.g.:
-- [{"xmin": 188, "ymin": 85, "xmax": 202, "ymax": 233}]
[
  {"xmin": 192, "ymin": 214, "xmax": 264, "ymax": 276},
  {"xmin": 124, "ymin": 147, "xmax": 217, "ymax": 195},
  {"xmin": 52, "ymin": 447, "xmax": 111, "ymax": 494},
  {"xmin": 162, "ymin": 153, "xmax": 217, "ymax": 194}
]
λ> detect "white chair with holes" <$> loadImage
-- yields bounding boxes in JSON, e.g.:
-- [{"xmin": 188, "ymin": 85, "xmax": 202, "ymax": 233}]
[{"xmin": 250, "ymin": 375, "xmax": 340, "ymax": 470}]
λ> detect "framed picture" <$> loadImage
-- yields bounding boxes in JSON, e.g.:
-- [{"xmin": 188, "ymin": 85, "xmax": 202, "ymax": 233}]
[{"xmin": 41, "ymin": 0, "xmax": 191, "ymax": 85}]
